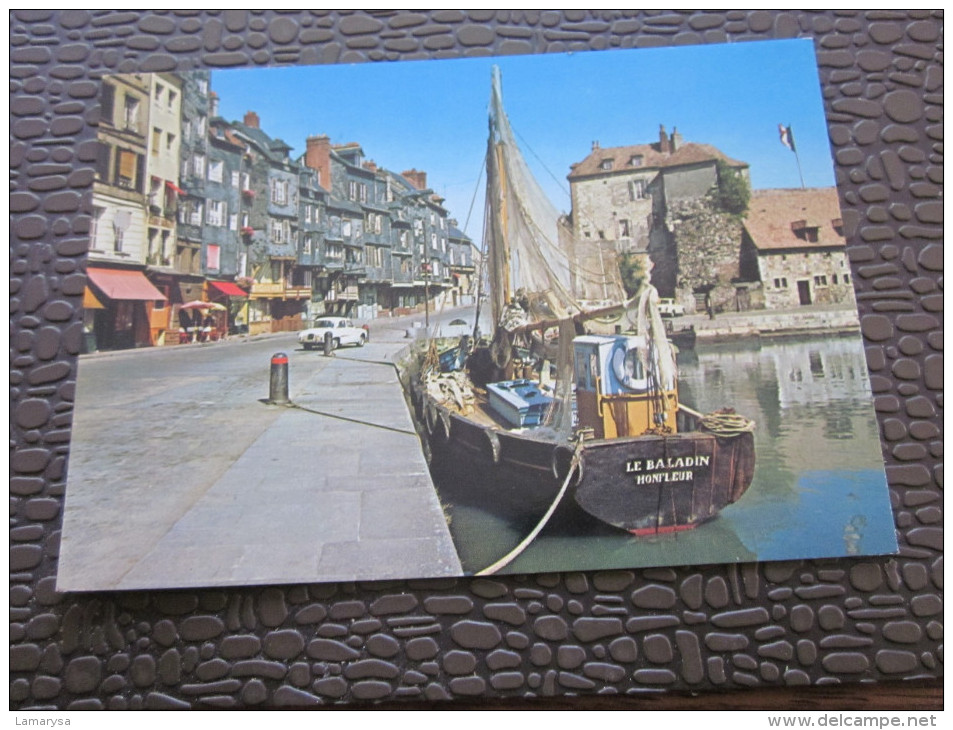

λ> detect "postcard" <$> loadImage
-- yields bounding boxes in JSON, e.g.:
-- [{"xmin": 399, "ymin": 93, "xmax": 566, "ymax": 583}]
[{"xmin": 57, "ymin": 38, "xmax": 897, "ymax": 591}]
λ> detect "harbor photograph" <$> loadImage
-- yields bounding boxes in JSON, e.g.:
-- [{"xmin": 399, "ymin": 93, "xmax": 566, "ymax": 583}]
[{"xmin": 58, "ymin": 39, "xmax": 897, "ymax": 592}]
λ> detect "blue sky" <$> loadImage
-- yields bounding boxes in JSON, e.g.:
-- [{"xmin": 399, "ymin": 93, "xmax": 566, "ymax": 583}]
[{"xmin": 210, "ymin": 38, "xmax": 837, "ymax": 242}]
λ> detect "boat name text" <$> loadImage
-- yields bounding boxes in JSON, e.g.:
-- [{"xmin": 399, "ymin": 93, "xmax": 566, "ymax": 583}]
[
  {"xmin": 625, "ymin": 456, "xmax": 709, "ymax": 485},
  {"xmin": 625, "ymin": 456, "xmax": 709, "ymax": 473}
]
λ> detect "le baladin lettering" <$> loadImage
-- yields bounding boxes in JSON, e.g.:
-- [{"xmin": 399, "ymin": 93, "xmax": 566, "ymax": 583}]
[{"xmin": 625, "ymin": 455, "xmax": 711, "ymax": 473}]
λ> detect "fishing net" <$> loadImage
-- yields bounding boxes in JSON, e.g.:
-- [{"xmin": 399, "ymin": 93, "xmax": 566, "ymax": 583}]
[
  {"xmin": 478, "ymin": 67, "xmax": 680, "ymax": 443},
  {"xmin": 485, "ymin": 67, "xmax": 625, "ymax": 330}
]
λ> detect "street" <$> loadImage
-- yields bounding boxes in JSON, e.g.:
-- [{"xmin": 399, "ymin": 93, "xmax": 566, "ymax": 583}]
[{"xmin": 57, "ymin": 306, "xmax": 479, "ymax": 590}]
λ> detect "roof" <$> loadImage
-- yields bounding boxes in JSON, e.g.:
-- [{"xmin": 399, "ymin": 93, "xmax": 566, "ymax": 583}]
[
  {"xmin": 232, "ymin": 123, "xmax": 298, "ymax": 166},
  {"xmin": 744, "ymin": 188, "xmax": 846, "ymax": 252},
  {"xmin": 568, "ymin": 141, "xmax": 747, "ymax": 180},
  {"xmin": 448, "ymin": 225, "xmax": 472, "ymax": 242}
]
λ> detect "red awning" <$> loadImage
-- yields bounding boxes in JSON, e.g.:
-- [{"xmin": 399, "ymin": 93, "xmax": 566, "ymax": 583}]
[
  {"xmin": 86, "ymin": 268, "xmax": 167, "ymax": 301},
  {"xmin": 165, "ymin": 180, "xmax": 186, "ymax": 195},
  {"xmin": 209, "ymin": 280, "xmax": 249, "ymax": 298}
]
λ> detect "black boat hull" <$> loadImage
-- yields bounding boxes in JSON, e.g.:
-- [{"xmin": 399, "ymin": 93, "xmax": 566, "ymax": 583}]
[{"xmin": 409, "ymin": 380, "xmax": 756, "ymax": 534}]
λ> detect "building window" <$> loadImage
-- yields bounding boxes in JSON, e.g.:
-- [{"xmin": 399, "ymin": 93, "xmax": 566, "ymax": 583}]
[
  {"xmin": 619, "ymin": 219, "xmax": 630, "ymax": 237},
  {"xmin": 843, "ymin": 274, "xmax": 850, "ymax": 284},
  {"xmin": 152, "ymin": 127, "xmax": 161, "ymax": 155},
  {"xmin": 305, "ymin": 206, "xmax": 312, "ymax": 224},
  {"xmin": 270, "ymin": 219, "xmax": 288, "ymax": 244},
  {"xmin": 112, "ymin": 210, "xmax": 131, "ymax": 253},
  {"xmin": 116, "ymin": 149, "xmax": 140, "ymax": 190},
  {"xmin": 773, "ymin": 277, "xmax": 788, "ymax": 289},
  {"xmin": 154, "ymin": 82, "xmax": 164, "ymax": 104},
  {"xmin": 814, "ymin": 275, "xmax": 827, "ymax": 286},
  {"xmin": 191, "ymin": 153, "xmax": 206, "ymax": 179},
  {"xmin": 195, "ymin": 115, "xmax": 206, "ymax": 138},
  {"xmin": 342, "ymin": 220, "xmax": 352, "ymax": 238},
  {"xmin": 123, "ymin": 96, "xmax": 140, "ymax": 133},
  {"xmin": 229, "ymin": 213, "xmax": 238, "ymax": 231},
  {"xmin": 271, "ymin": 178, "xmax": 288, "ymax": 205},
  {"xmin": 231, "ymin": 170, "xmax": 240, "ymax": 188},
  {"xmin": 629, "ymin": 155, "xmax": 644, "ymax": 167},
  {"xmin": 600, "ymin": 158, "xmax": 613, "ymax": 170},
  {"xmin": 206, "ymin": 244, "xmax": 220, "ymax": 271},
  {"xmin": 167, "ymin": 89, "xmax": 177, "ymax": 111},
  {"xmin": 206, "ymin": 199, "xmax": 225, "ymax": 227},
  {"xmin": 90, "ymin": 206, "xmax": 105, "ymax": 249},
  {"xmin": 629, "ymin": 179, "xmax": 646, "ymax": 200},
  {"xmin": 165, "ymin": 132, "xmax": 176, "ymax": 153},
  {"xmin": 208, "ymin": 159, "xmax": 224, "ymax": 184},
  {"xmin": 95, "ymin": 142, "xmax": 110, "ymax": 181}
]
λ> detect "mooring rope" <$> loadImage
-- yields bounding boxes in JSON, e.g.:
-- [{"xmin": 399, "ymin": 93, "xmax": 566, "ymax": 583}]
[
  {"xmin": 475, "ymin": 442, "xmax": 584, "ymax": 576},
  {"xmin": 699, "ymin": 410, "xmax": 756, "ymax": 438}
]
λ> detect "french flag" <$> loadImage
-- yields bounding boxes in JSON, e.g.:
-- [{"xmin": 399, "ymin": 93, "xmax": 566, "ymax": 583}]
[{"xmin": 779, "ymin": 124, "xmax": 796, "ymax": 152}]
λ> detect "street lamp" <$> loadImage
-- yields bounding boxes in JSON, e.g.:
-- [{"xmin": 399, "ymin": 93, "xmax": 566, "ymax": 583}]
[{"xmin": 421, "ymin": 260, "xmax": 431, "ymax": 328}]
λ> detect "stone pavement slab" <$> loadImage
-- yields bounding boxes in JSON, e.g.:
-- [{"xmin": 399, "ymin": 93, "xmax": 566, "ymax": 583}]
[{"xmin": 107, "ymin": 341, "xmax": 461, "ymax": 590}]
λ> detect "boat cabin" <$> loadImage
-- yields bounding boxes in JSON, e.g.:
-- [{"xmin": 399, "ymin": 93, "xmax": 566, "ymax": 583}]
[{"xmin": 573, "ymin": 335, "xmax": 678, "ymax": 439}]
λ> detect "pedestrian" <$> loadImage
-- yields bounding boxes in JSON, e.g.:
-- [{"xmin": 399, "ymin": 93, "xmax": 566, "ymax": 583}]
[
  {"xmin": 362, "ymin": 323, "xmax": 370, "ymax": 342},
  {"xmin": 201, "ymin": 314, "xmax": 215, "ymax": 342},
  {"xmin": 179, "ymin": 308, "xmax": 196, "ymax": 343},
  {"xmin": 705, "ymin": 292, "xmax": 715, "ymax": 320}
]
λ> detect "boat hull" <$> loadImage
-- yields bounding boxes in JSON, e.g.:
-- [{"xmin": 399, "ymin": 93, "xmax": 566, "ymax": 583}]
[{"xmin": 409, "ymin": 380, "xmax": 756, "ymax": 534}]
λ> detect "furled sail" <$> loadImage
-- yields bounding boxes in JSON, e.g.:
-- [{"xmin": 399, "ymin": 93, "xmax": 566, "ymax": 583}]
[{"xmin": 484, "ymin": 66, "xmax": 626, "ymax": 333}]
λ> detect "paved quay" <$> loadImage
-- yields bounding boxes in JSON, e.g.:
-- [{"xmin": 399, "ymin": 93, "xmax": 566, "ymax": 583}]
[{"xmin": 58, "ymin": 308, "xmax": 470, "ymax": 591}]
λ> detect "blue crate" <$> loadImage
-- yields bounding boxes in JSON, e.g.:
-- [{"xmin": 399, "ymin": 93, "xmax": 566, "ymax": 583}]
[{"xmin": 486, "ymin": 379, "xmax": 554, "ymax": 428}]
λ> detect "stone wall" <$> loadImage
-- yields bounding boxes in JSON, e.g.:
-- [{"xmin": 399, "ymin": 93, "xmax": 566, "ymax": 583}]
[{"xmin": 663, "ymin": 196, "xmax": 744, "ymax": 314}]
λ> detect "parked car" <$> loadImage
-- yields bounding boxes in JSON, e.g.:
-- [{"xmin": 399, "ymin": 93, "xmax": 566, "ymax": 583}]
[
  {"xmin": 657, "ymin": 298, "xmax": 685, "ymax": 317},
  {"xmin": 298, "ymin": 317, "xmax": 366, "ymax": 350}
]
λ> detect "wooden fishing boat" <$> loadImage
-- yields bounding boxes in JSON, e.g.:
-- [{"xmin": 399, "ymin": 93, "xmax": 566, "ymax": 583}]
[{"xmin": 401, "ymin": 67, "xmax": 755, "ymax": 540}]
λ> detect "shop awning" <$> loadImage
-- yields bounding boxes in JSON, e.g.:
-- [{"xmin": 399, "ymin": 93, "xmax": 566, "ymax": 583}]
[
  {"xmin": 165, "ymin": 180, "xmax": 186, "ymax": 195},
  {"xmin": 209, "ymin": 280, "xmax": 249, "ymax": 298},
  {"xmin": 83, "ymin": 287, "xmax": 105, "ymax": 309},
  {"xmin": 86, "ymin": 268, "xmax": 167, "ymax": 301}
]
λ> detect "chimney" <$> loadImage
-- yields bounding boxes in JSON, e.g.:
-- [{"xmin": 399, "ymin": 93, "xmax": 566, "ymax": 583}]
[
  {"xmin": 402, "ymin": 168, "xmax": 427, "ymax": 190},
  {"xmin": 362, "ymin": 160, "xmax": 378, "ymax": 173},
  {"xmin": 592, "ymin": 140, "xmax": 600, "ymax": 152},
  {"xmin": 209, "ymin": 91, "xmax": 219, "ymax": 117},
  {"xmin": 671, "ymin": 126, "xmax": 682, "ymax": 152},
  {"xmin": 244, "ymin": 111, "xmax": 260, "ymax": 129},
  {"xmin": 305, "ymin": 135, "xmax": 332, "ymax": 189},
  {"xmin": 658, "ymin": 124, "xmax": 670, "ymax": 154}
]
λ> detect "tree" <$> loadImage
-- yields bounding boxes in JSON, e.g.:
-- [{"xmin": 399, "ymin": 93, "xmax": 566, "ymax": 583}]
[
  {"xmin": 618, "ymin": 252, "xmax": 647, "ymax": 298},
  {"xmin": 715, "ymin": 160, "xmax": 750, "ymax": 215}
]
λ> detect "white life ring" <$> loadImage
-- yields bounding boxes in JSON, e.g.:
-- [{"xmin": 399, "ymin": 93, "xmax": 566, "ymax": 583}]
[{"xmin": 611, "ymin": 343, "xmax": 647, "ymax": 392}]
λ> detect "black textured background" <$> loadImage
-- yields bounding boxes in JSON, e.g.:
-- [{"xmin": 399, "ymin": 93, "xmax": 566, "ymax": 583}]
[{"xmin": 9, "ymin": 11, "xmax": 942, "ymax": 710}]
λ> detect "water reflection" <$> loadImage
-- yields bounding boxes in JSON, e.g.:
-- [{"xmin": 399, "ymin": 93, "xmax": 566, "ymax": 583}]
[{"xmin": 438, "ymin": 333, "xmax": 897, "ymax": 575}]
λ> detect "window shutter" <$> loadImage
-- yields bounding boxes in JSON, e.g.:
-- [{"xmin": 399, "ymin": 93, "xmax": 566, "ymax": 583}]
[
  {"xmin": 95, "ymin": 142, "xmax": 110, "ymax": 180},
  {"xmin": 101, "ymin": 83, "xmax": 115, "ymax": 124},
  {"xmin": 135, "ymin": 153, "xmax": 145, "ymax": 192}
]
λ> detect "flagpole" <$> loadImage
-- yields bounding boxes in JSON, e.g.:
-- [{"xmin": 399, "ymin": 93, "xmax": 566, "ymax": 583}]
[
  {"xmin": 780, "ymin": 124, "xmax": 806, "ymax": 189},
  {"xmin": 793, "ymin": 147, "xmax": 805, "ymax": 189}
]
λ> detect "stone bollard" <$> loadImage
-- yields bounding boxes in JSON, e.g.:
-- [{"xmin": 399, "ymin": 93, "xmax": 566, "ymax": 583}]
[
  {"xmin": 323, "ymin": 331, "xmax": 334, "ymax": 357},
  {"xmin": 268, "ymin": 352, "xmax": 290, "ymax": 404}
]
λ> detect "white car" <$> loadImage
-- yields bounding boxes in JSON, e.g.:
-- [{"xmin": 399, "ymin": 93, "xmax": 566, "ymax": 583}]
[
  {"xmin": 299, "ymin": 317, "xmax": 366, "ymax": 350},
  {"xmin": 657, "ymin": 298, "xmax": 685, "ymax": 317}
]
